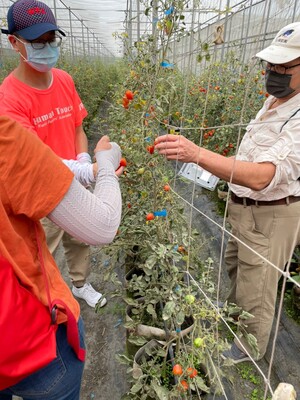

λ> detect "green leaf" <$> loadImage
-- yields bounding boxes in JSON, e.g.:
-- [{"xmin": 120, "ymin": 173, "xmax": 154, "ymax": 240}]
[
  {"xmin": 127, "ymin": 336, "xmax": 149, "ymax": 346},
  {"xmin": 150, "ymin": 380, "xmax": 169, "ymax": 399},
  {"xmin": 162, "ymin": 301, "xmax": 176, "ymax": 320},
  {"xmin": 194, "ymin": 375, "xmax": 210, "ymax": 393},
  {"xmin": 147, "ymin": 303, "xmax": 157, "ymax": 317},
  {"xmin": 130, "ymin": 381, "xmax": 144, "ymax": 394},
  {"xmin": 175, "ymin": 310, "xmax": 185, "ymax": 325}
]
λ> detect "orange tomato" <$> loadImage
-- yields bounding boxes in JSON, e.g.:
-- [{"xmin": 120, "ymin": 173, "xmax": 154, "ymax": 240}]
[
  {"xmin": 125, "ymin": 90, "xmax": 134, "ymax": 100},
  {"xmin": 172, "ymin": 364, "xmax": 183, "ymax": 376},
  {"xmin": 180, "ymin": 380, "xmax": 189, "ymax": 391},
  {"xmin": 146, "ymin": 213, "xmax": 155, "ymax": 221},
  {"xmin": 119, "ymin": 158, "xmax": 127, "ymax": 167},
  {"xmin": 146, "ymin": 145, "xmax": 155, "ymax": 154},
  {"xmin": 122, "ymin": 96, "xmax": 129, "ymax": 109},
  {"xmin": 164, "ymin": 184, "xmax": 170, "ymax": 191},
  {"xmin": 187, "ymin": 367, "xmax": 198, "ymax": 378}
]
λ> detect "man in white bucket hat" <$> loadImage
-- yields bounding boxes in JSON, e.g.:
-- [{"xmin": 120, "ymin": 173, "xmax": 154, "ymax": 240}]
[{"xmin": 155, "ymin": 22, "xmax": 300, "ymax": 363}]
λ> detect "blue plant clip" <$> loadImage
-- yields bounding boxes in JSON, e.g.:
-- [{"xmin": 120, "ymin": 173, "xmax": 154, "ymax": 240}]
[
  {"xmin": 154, "ymin": 209, "xmax": 167, "ymax": 217},
  {"xmin": 164, "ymin": 6, "xmax": 174, "ymax": 15},
  {"xmin": 161, "ymin": 61, "xmax": 174, "ymax": 68},
  {"xmin": 144, "ymin": 136, "xmax": 151, "ymax": 142}
]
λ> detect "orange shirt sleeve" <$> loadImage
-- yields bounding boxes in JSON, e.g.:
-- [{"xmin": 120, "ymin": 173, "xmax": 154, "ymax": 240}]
[{"xmin": 0, "ymin": 116, "xmax": 74, "ymax": 219}]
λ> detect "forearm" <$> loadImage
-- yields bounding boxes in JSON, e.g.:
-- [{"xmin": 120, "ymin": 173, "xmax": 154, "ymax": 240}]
[
  {"xmin": 75, "ymin": 125, "xmax": 88, "ymax": 154},
  {"xmin": 62, "ymin": 159, "xmax": 95, "ymax": 187},
  {"xmin": 155, "ymin": 134, "xmax": 275, "ymax": 191},
  {"xmin": 48, "ymin": 140, "xmax": 122, "ymax": 245},
  {"xmin": 195, "ymin": 147, "xmax": 275, "ymax": 190},
  {"xmin": 48, "ymin": 176, "xmax": 121, "ymax": 245}
]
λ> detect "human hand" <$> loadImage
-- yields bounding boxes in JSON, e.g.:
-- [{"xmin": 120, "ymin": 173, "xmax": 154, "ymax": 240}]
[
  {"xmin": 94, "ymin": 135, "xmax": 112, "ymax": 153},
  {"xmin": 94, "ymin": 135, "xmax": 121, "ymax": 171},
  {"xmin": 115, "ymin": 166, "xmax": 125, "ymax": 177},
  {"xmin": 154, "ymin": 134, "xmax": 200, "ymax": 163}
]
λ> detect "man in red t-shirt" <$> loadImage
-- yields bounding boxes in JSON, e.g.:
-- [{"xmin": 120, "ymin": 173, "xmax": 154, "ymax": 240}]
[{"xmin": 0, "ymin": 0, "xmax": 106, "ymax": 308}]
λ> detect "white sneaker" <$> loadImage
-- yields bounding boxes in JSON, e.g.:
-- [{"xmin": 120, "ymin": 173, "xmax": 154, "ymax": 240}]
[{"xmin": 72, "ymin": 283, "xmax": 107, "ymax": 308}]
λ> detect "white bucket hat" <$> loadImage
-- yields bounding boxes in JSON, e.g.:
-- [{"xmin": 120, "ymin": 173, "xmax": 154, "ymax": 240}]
[{"xmin": 256, "ymin": 22, "xmax": 300, "ymax": 64}]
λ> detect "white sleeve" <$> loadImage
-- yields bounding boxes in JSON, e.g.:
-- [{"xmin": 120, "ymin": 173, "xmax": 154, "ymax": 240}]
[
  {"xmin": 62, "ymin": 159, "xmax": 95, "ymax": 187},
  {"xmin": 48, "ymin": 143, "xmax": 122, "ymax": 245}
]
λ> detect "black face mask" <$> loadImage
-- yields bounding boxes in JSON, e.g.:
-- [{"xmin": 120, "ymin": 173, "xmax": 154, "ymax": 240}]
[{"xmin": 265, "ymin": 69, "xmax": 295, "ymax": 98}]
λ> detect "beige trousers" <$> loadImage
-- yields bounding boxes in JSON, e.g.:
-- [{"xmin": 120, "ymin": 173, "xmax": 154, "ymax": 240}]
[
  {"xmin": 41, "ymin": 218, "xmax": 90, "ymax": 287},
  {"xmin": 225, "ymin": 200, "xmax": 300, "ymax": 358}
]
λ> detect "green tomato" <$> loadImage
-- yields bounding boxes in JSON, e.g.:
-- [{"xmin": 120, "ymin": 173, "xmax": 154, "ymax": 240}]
[
  {"xmin": 194, "ymin": 337, "xmax": 204, "ymax": 348},
  {"xmin": 185, "ymin": 294, "xmax": 195, "ymax": 304},
  {"xmin": 137, "ymin": 167, "xmax": 145, "ymax": 174}
]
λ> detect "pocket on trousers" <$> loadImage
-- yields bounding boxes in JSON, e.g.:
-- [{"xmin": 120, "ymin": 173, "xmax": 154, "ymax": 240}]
[{"xmin": 10, "ymin": 347, "xmax": 66, "ymax": 397}]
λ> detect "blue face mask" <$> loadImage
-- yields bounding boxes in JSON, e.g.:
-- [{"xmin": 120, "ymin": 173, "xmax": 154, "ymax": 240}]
[{"xmin": 23, "ymin": 42, "xmax": 60, "ymax": 72}]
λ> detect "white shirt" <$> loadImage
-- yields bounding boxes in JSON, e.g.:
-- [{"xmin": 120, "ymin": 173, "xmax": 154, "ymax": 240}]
[{"xmin": 229, "ymin": 93, "xmax": 300, "ymax": 200}]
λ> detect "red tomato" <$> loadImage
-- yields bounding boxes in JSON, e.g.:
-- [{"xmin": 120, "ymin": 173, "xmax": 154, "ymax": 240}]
[
  {"xmin": 172, "ymin": 364, "xmax": 183, "ymax": 376},
  {"xmin": 187, "ymin": 367, "xmax": 198, "ymax": 378},
  {"xmin": 125, "ymin": 90, "xmax": 134, "ymax": 100},
  {"xmin": 122, "ymin": 96, "xmax": 129, "ymax": 109},
  {"xmin": 180, "ymin": 380, "xmax": 189, "ymax": 391},
  {"xmin": 119, "ymin": 158, "xmax": 127, "ymax": 167},
  {"xmin": 146, "ymin": 145, "xmax": 155, "ymax": 154},
  {"xmin": 146, "ymin": 213, "xmax": 155, "ymax": 221},
  {"xmin": 164, "ymin": 184, "xmax": 170, "ymax": 192}
]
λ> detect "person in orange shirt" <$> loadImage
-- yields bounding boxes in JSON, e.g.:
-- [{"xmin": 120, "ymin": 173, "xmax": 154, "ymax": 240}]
[
  {"xmin": 0, "ymin": 0, "xmax": 104, "ymax": 308},
  {"xmin": 0, "ymin": 115, "xmax": 122, "ymax": 398}
]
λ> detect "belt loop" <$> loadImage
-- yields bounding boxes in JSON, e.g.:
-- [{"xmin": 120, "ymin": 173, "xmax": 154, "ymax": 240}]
[
  {"xmin": 255, "ymin": 200, "xmax": 259, "ymax": 207},
  {"xmin": 286, "ymin": 197, "xmax": 290, "ymax": 206},
  {"xmin": 243, "ymin": 197, "xmax": 247, "ymax": 207}
]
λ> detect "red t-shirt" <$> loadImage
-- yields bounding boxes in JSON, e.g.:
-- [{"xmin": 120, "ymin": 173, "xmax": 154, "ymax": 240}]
[
  {"xmin": 0, "ymin": 68, "xmax": 88, "ymax": 159},
  {"xmin": 0, "ymin": 116, "xmax": 79, "ymax": 323}
]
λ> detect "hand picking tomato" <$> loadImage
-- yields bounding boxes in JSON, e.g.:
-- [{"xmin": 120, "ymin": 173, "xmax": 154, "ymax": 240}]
[
  {"xmin": 146, "ymin": 213, "xmax": 155, "ymax": 221},
  {"xmin": 187, "ymin": 367, "xmax": 198, "ymax": 378},
  {"xmin": 172, "ymin": 364, "xmax": 183, "ymax": 376},
  {"xmin": 119, "ymin": 158, "xmax": 127, "ymax": 167},
  {"xmin": 125, "ymin": 90, "xmax": 134, "ymax": 100}
]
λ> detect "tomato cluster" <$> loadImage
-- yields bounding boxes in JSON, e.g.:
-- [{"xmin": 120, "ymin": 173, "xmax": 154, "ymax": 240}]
[
  {"xmin": 122, "ymin": 90, "xmax": 134, "ymax": 109},
  {"xmin": 172, "ymin": 363, "xmax": 198, "ymax": 392}
]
